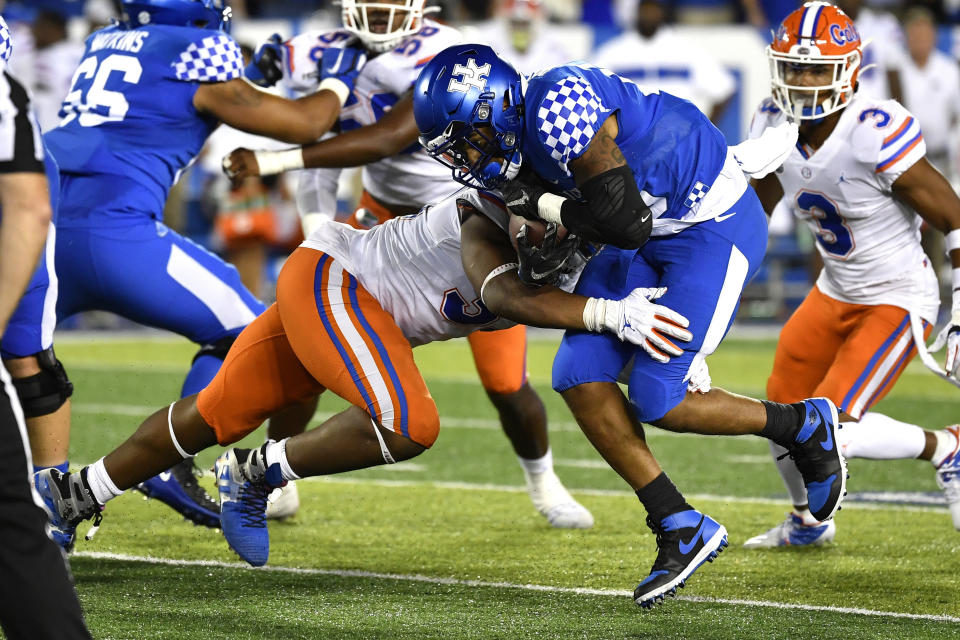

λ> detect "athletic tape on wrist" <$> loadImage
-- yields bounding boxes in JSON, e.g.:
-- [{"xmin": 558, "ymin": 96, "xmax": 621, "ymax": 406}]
[
  {"xmin": 480, "ymin": 262, "xmax": 518, "ymax": 305},
  {"xmin": 582, "ymin": 297, "xmax": 606, "ymax": 332},
  {"xmin": 537, "ymin": 192, "xmax": 565, "ymax": 224},
  {"xmin": 318, "ymin": 77, "xmax": 350, "ymax": 107},
  {"xmin": 253, "ymin": 148, "xmax": 304, "ymax": 175}
]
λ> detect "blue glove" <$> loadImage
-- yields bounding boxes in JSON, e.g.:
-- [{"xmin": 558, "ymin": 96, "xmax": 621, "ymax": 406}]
[
  {"xmin": 244, "ymin": 33, "xmax": 284, "ymax": 87},
  {"xmin": 318, "ymin": 44, "xmax": 368, "ymax": 95}
]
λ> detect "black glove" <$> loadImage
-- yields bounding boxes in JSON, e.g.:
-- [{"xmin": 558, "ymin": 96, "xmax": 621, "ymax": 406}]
[
  {"xmin": 244, "ymin": 34, "xmax": 284, "ymax": 87},
  {"xmin": 500, "ymin": 177, "xmax": 548, "ymax": 221},
  {"xmin": 517, "ymin": 223, "xmax": 582, "ymax": 287}
]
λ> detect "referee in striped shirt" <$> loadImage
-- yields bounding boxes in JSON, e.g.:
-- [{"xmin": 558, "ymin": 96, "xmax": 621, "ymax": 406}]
[{"xmin": 0, "ymin": 16, "xmax": 91, "ymax": 640}]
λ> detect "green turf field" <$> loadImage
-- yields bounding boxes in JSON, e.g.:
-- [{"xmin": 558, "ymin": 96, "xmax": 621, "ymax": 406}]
[{"xmin": 45, "ymin": 334, "xmax": 960, "ymax": 639}]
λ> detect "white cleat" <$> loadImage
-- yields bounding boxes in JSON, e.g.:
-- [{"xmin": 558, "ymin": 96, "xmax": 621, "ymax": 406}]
[
  {"xmin": 265, "ymin": 480, "xmax": 300, "ymax": 520},
  {"xmin": 935, "ymin": 425, "xmax": 960, "ymax": 531},
  {"xmin": 525, "ymin": 470, "xmax": 594, "ymax": 529},
  {"xmin": 743, "ymin": 512, "xmax": 836, "ymax": 548}
]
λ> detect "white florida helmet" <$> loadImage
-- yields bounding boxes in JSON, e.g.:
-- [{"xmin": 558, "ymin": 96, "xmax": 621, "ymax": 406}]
[{"xmin": 340, "ymin": 0, "xmax": 426, "ymax": 53}]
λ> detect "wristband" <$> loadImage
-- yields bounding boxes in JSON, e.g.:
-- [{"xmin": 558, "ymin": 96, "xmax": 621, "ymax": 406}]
[
  {"xmin": 253, "ymin": 149, "xmax": 304, "ymax": 176},
  {"xmin": 537, "ymin": 192, "xmax": 565, "ymax": 224},
  {"xmin": 952, "ymin": 267, "xmax": 960, "ymax": 313},
  {"xmin": 480, "ymin": 263, "xmax": 518, "ymax": 305},
  {"xmin": 318, "ymin": 77, "xmax": 350, "ymax": 107},
  {"xmin": 582, "ymin": 297, "xmax": 607, "ymax": 332}
]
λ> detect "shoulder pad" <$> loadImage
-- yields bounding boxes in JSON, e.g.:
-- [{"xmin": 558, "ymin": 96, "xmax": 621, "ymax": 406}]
[{"xmin": 173, "ymin": 33, "xmax": 243, "ymax": 83}]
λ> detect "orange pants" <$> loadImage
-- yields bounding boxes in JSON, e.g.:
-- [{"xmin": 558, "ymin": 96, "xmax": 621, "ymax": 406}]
[
  {"xmin": 467, "ymin": 325, "xmax": 528, "ymax": 394},
  {"xmin": 767, "ymin": 285, "xmax": 931, "ymax": 419},
  {"xmin": 197, "ymin": 247, "xmax": 439, "ymax": 447},
  {"xmin": 345, "ymin": 190, "xmax": 530, "ymax": 394}
]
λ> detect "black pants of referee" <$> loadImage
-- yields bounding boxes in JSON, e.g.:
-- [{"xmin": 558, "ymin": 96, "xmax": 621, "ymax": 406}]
[{"xmin": 0, "ymin": 366, "xmax": 91, "ymax": 640}]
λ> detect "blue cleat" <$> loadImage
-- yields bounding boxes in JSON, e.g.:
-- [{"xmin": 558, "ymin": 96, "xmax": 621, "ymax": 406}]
[
  {"xmin": 935, "ymin": 425, "xmax": 960, "ymax": 530},
  {"xmin": 35, "ymin": 468, "xmax": 102, "ymax": 551},
  {"xmin": 781, "ymin": 398, "xmax": 847, "ymax": 522},
  {"xmin": 742, "ymin": 512, "xmax": 836, "ymax": 548},
  {"xmin": 634, "ymin": 509, "xmax": 727, "ymax": 608},
  {"xmin": 215, "ymin": 447, "xmax": 279, "ymax": 567},
  {"xmin": 135, "ymin": 459, "xmax": 220, "ymax": 528}
]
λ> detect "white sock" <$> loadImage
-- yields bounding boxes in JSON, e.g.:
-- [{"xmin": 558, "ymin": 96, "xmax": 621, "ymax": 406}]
[
  {"xmin": 793, "ymin": 507, "xmax": 820, "ymax": 525},
  {"xmin": 931, "ymin": 429, "xmax": 960, "ymax": 467},
  {"xmin": 841, "ymin": 412, "xmax": 925, "ymax": 460},
  {"xmin": 519, "ymin": 448, "xmax": 553, "ymax": 477},
  {"xmin": 264, "ymin": 438, "xmax": 300, "ymax": 482},
  {"xmin": 86, "ymin": 458, "xmax": 124, "ymax": 505},
  {"xmin": 769, "ymin": 441, "xmax": 809, "ymax": 507}
]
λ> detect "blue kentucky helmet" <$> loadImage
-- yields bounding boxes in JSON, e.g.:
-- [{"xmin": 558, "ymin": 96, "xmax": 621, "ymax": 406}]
[
  {"xmin": 414, "ymin": 43, "xmax": 525, "ymax": 190},
  {"xmin": 120, "ymin": 0, "xmax": 232, "ymax": 32}
]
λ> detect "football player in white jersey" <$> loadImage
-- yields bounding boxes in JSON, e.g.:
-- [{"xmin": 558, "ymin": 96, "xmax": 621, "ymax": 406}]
[
  {"xmin": 36, "ymin": 189, "xmax": 692, "ymax": 566},
  {"xmin": 745, "ymin": 1, "xmax": 960, "ymax": 547},
  {"xmin": 225, "ymin": 0, "xmax": 595, "ymax": 529}
]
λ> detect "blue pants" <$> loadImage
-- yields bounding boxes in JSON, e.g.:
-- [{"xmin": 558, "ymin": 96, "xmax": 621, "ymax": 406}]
[
  {"xmin": 553, "ymin": 187, "xmax": 768, "ymax": 422},
  {"xmin": 1, "ymin": 153, "xmax": 60, "ymax": 359},
  {"xmin": 55, "ymin": 215, "xmax": 265, "ymax": 347}
]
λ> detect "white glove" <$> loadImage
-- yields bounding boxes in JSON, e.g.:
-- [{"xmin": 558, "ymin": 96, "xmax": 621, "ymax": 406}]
[
  {"xmin": 583, "ymin": 287, "xmax": 693, "ymax": 362},
  {"xmin": 731, "ymin": 121, "xmax": 799, "ymax": 179},
  {"xmin": 931, "ymin": 309, "xmax": 960, "ymax": 378}
]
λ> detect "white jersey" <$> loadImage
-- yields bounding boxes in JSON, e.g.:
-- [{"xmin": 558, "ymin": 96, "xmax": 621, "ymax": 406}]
[
  {"xmin": 590, "ymin": 29, "xmax": 735, "ymax": 117},
  {"xmin": 281, "ymin": 20, "xmax": 462, "ymax": 214},
  {"xmin": 749, "ymin": 94, "xmax": 939, "ymax": 322},
  {"xmin": 302, "ymin": 189, "xmax": 517, "ymax": 346}
]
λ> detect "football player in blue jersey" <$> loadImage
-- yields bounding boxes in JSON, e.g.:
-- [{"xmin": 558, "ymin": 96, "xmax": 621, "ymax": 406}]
[
  {"xmin": 413, "ymin": 44, "xmax": 851, "ymax": 607},
  {"xmin": 40, "ymin": 0, "xmax": 368, "ymax": 529}
]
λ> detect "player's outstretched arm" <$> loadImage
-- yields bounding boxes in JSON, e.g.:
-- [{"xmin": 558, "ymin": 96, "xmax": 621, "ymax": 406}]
[
  {"xmin": 194, "ymin": 78, "xmax": 342, "ymax": 144},
  {"xmin": 223, "ymin": 93, "xmax": 421, "ymax": 181},
  {"xmin": 893, "ymin": 157, "xmax": 960, "ymax": 374},
  {"xmin": 461, "ymin": 205, "xmax": 692, "ymax": 359},
  {"xmin": 503, "ymin": 114, "xmax": 652, "ymax": 249},
  {"xmin": 0, "ymin": 173, "xmax": 51, "ymax": 335}
]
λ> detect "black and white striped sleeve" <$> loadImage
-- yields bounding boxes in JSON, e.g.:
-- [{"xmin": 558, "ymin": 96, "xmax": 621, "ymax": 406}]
[{"xmin": 0, "ymin": 71, "xmax": 44, "ymax": 175}]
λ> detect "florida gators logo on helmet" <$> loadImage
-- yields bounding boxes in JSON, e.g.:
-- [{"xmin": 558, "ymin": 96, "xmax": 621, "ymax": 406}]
[{"xmin": 768, "ymin": 1, "xmax": 863, "ymax": 120}]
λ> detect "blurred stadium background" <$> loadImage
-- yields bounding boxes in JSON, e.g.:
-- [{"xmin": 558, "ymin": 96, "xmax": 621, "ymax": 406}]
[{"xmin": 7, "ymin": 0, "xmax": 960, "ymax": 331}]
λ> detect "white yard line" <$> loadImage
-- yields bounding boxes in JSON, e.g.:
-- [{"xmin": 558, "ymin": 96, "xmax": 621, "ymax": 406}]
[{"xmin": 71, "ymin": 551, "xmax": 960, "ymax": 624}]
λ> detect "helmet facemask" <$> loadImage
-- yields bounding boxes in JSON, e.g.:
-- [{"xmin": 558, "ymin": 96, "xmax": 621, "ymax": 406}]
[
  {"xmin": 419, "ymin": 94, "xmax": 523, "ymax": 190},
  {"xmin": 341, "ymin": 0, "xmax": 424, "ymax": 53}
]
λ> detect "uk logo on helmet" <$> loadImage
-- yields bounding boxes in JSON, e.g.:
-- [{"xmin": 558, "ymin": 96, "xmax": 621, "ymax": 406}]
[{"xmin": 448, "ymin": 59, "xmax": 491, "ymax": 93}]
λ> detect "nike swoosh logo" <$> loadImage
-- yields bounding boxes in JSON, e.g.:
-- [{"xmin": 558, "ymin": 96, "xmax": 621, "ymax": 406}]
[
  {"xmin": 678, "ymin": 517, "xmax": 709, "ymax": 555},
  {"xmin": 714, "ymin": 211, "xmax": 737, "ymax": 222},
  {"xmin": 507, "ymin": 194, "xmax": 529, "ymax": 209},
  {"xmin": 819, "ymin": 416, "xmax": 834, "ymax": 451},
  {"xmin": 640, "ymin": 213, "xmax": 651, "ymax": 223}
]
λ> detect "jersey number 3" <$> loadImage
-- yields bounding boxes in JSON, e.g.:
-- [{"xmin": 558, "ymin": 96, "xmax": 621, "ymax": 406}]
[
  {"xmin": 796, "ymin": 190, "xmax": 854, "ymax": 258},
  {"xmin": 440, "ymin": 288, "xmax": 497, "ymax": 325},
  {"xmin": 60, "ymin": 54, "xmax": 143, "ymax": 128}
]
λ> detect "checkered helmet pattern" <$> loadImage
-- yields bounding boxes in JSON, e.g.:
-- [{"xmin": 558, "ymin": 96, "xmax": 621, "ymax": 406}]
[
  {"xmin": 173, "ymin": 34, "xmax": 243, "ymax": 83},
  {"xmin": 0, "ymin": 17, "xmax": 12, "ymax": 70},
  {"xmin": 536, "ymin": 76, "xmax": 608, "ymax": 170}
]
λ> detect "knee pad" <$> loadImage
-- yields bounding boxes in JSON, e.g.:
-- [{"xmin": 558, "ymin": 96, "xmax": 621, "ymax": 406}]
[
  {"xmin": 12, "ymin": 348, "xmax": 74, "ymax": 418},
  {"xmin": 193, "ymin": 335, "xmax": 238, "ymax": 364}
]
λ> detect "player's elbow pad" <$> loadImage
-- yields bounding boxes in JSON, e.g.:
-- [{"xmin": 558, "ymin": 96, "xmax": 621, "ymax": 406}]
[{"xmin": 561, "ymin": 165, "xmax": 652, "ymax": 250}]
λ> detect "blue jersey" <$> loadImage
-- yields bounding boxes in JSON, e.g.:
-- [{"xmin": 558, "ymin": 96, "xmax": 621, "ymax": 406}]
[
  {"xmin": 44, "ymin": 24, "xmax": 243, "ymax": 221},
  {"xmin": 522, "ymin": 64, "xmax": 728, "ymax": 225}
]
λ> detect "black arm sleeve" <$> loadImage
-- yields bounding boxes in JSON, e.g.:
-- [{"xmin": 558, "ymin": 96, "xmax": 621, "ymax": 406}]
[
  {"xmin": 0, "ymin": 72, "xmax": 45, "ymax": 175},
  {"xmin": 558, "ymin": 164, "xmax": 652, "ymax": 250}
]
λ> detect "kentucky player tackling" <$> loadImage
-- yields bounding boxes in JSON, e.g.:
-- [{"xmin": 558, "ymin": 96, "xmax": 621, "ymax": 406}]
[
  {"xmin": 745, "ymin": 1, "xmax": 960, "ymax": 547},
  {"xmin": 39, "ymin": 0, "xmax": 367, "ymax": 530},
  {"xmin": 224, "ymin": 0, "xmax": 594, "ymax": 529},
  {"xmin": 35, "ymin": 189, "xmax": 689, "ymax": 567}
]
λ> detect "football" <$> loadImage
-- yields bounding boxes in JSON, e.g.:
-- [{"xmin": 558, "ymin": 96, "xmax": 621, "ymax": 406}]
[{"xmin": 508, "ymin": 214, "xmax": 568, "ymax": 252}]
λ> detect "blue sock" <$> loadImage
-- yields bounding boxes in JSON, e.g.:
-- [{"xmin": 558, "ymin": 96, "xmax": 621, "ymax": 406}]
[{"xmin": 181, "ymin": 354, "xmax": 224, "ymax": 397}]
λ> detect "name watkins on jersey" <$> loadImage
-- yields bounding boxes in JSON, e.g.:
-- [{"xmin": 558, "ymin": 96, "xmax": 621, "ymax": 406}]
[
  {"xmin": 90, "ymin": 30, "xmax": 150, "ymax": 54},
  {"xmin": 448, "ymin": 58, "xmax": 491, "ymax": 94}
]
